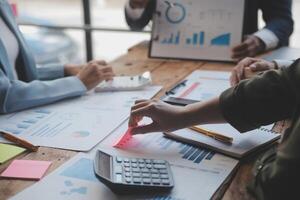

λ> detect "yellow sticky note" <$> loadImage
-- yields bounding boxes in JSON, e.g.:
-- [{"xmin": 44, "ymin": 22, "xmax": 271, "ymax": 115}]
[{"xmin": 0, "ymin": 144, "xmax": 26, "ymax": 164}]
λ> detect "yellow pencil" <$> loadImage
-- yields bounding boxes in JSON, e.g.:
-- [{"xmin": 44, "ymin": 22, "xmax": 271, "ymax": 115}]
[
  {"xmin": 0, "ymin": 131, "xmax": 39, "ymax": 152},
  {"xmin": 189, "ymin": 126, "xmax": 233, "ymax": 144}
]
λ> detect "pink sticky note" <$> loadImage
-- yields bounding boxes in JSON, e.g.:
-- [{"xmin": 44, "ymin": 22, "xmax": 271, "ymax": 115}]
[
  {"xmin": 114, "ymin": 127, "xmax": 133, "ymax": 148},
  {"xmin": 1, "ymin": 160, "xmax": 52, "ymax": 180}
]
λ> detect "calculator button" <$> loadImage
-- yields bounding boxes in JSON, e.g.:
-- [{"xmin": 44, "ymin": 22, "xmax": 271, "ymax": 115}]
[
  {"xmin": 160, "ymin": 174, "xmax": 169, "ymax": 179},
  {"xmin": 114, "ymin": 165, "xmax": 122, "ymax": 174},
  {"xmin": 131, "ymin": 163, "xmax": 138, "ymax": 168},
  {"xmin": 162, "ymin": 179, "xmax": 170, "ymax": 185},
  {"xmin": 150, "ymin": 169, "xmax": 159, "ymax": 173},
  {"xmin": 132, "ymin": 167, "xmax": 140, "ymax": 172},
  {"xmin": 153, "ymin": 160, "xmax": 166, "ymax": 164},
  {"xmin": 124, "ymin": 167, "xmax": 131, "ymax": 172},
  {"xmin": 125, "ymin": 177, "xmax": 132, "ymax": 183},
  {"xmin": 142, "ymin": 173, "xmax": 150, "ymax": 178},
  {"xmin": 141, "ymin": 168, "xmax": 150, "ymax": 173},
  {"xmin": 159, "ymin": 169, "xmax": 168, "ymax": 174},
  {"xmin": 115, "ymin": 174, "xmax": 123, "ymax": 183},
  {"xmin": 151, "ymin": 173, "xmax": 159, "ymax": 178},
  {"xmin": 124, "ymin": 158, "xmax": 130, "ymax": 162},
  {"xmin": 131, "ymin": 158, "xmax": 137, "ymax": 163},
  {"xmin": 142, "ymin": 178, "xmax": 151, "ymax": 184},
  {"xmin": 153, "ymin": 164, "xmax": 167, "ymax": 169},
  {"xmin": 145, "ymin": 159, "xmax": 151, "ymax": 163},
  {"xmin": 133, "ymin": 178, "xmax": 142, "ymax": 184},
  {"xmin": 152, "ymin": 178, "xmax": 161, "ymax": 185},
  {"xmin": 139, "ymin": 163, "xmax": 145, "ymax": 168},
  {"xmin": 146, "ymin": 164, "xmax": 152, "ymax": 169},
  {"xmin": 116, "ymin": 157, "xmax": 122, "ymax": 163},
  {"xmin": 138, "ymin": 159, "xmax": 145, "ymax": 163},
  {"xmin": 125, "ymin": 172, "xmax": 131, "ymax": 177},
  {"xmin": 132, "ymin": 172, "xmax": 141, "ymax": 177}
]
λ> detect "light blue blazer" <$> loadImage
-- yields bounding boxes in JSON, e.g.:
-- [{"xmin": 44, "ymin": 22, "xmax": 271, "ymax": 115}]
[{"xmin": 0, "ymin": 0, "xmax": 86, "ymax": 114}]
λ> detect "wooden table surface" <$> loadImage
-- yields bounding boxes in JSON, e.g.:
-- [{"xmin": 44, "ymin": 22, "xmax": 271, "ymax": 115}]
[{"xmin": 0, "ymin": 41, "xmax": 278, "ymax": 200}]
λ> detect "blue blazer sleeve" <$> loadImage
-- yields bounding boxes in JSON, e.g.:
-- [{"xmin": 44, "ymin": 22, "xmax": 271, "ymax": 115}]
[
  {"xmin": 125, "ymin": 0, "xmax": 156, "ymax": 31},
  {"xmin": 260, "ymin": 0, "xmax": 294, "ymax": 46},
  {"xmin": 37, "ymin": 63, "xmax": 65, "ymax": 80},
  {"xmin": 0, "ymin": 69, "xmax": 87, "ymax": 113}
]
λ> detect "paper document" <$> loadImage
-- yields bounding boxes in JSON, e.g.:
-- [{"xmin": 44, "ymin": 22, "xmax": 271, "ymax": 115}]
[
  {"xmin": 11, "ymin": 152, "xmax": 238, "ymax": 200},
  {"xmin": 98, "ymin": 120, "xmax": 238, "ymax": 176},
  {"xmin": 150, "ymin": 0, "xmax": 245, "ymax": 61},
  {"xmin": 168, "ymin": 124, "xmax": 280, "ymax": 158},
  {"xmin": 0, "ymin": 86, "xmax": 162, "ymax": 151},
  {"xmin": 170, "ymin": 70, "xmax": 231, "ymax": 101}
]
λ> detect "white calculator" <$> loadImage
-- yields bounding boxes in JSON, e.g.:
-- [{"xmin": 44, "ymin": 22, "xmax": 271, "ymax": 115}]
[{"xmin": 95, "ymin": 71, "xmax": 152, "ymax": 92}]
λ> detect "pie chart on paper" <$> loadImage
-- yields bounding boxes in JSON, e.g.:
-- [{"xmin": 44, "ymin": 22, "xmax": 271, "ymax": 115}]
[{"xmin": 72, "ymin": 131, "xmax": 90, "ymax": 138}]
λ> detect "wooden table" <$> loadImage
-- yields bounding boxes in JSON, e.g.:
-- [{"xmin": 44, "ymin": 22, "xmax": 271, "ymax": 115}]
[{"xmin": 0, "ymin": 41, "xmax": 281, "ymax": 200}]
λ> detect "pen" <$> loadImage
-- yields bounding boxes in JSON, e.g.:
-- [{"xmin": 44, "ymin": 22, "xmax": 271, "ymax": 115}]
[
  {"xmin": 189, "ymin": 126, "xmax": 233, "ymax": 144},
  {"xmin": 0, "ymin": 131, "xmax": 39, "ymax": 152}
]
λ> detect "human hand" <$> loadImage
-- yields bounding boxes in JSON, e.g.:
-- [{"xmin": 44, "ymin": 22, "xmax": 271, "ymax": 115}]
[
  {"xmin": 64, "ymin": 64, "xmax": 83, "ymax": 76},
  {"xmin": 129, "ymin": 100, "xmax": 188, "ymax": 135},
  {"xmin": 231, "ymin": 35, "xmax": 266, "ymax": 61},
  {"xmin": 230, "ymin": 57, "xmax": 277, "ymax": 86},
  {"xmin": 129, "ymin": 0, "xmax": 149, "ymax": 9},
  {"xmin": 77, "ymin": 60, "xmax": 114, "ymax": 91}
]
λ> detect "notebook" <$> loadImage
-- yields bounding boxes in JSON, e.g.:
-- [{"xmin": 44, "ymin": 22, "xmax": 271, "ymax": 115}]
[{"xmin": 164, "ymin": 124, "xmax": 280, "ymax": 159}]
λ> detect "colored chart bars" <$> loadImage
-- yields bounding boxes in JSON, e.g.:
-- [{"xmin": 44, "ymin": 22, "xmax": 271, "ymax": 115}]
[
  {"xmin": 186, "ymin": 32, "xmax": 205, "ymax": 46},
  {"xmin": 161, "ymin": 31, "xmax": 181, "ymax": 45},
  {"xmin": 211, "ymin": 33, "xmax": 231, "ymax": 46},
  {"xmin": 160, "ymin": 32, "xmax": 231, "ymax": 47}
]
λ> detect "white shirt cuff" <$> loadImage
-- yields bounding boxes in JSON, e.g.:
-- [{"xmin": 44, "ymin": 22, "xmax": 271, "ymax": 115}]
[
  {"xmin": 273, "ymin": 59, "xmax": 294, "ymax": 69},
  {"xmin": 254, "ymin": 29, "xmax": 279, "ymax": 50},
  {"xmin": 125, "ymin": 1, "xmax": 145, "ymax": 20}
]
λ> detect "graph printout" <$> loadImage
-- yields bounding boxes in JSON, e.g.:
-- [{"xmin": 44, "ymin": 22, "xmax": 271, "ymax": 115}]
[
  {"xmin": 150, "ymin": 0, "xmax": 245, "ymax": 61},
  {"xmin": 0, "ymin": 86, "xmax": 161, "ymax": 151}
]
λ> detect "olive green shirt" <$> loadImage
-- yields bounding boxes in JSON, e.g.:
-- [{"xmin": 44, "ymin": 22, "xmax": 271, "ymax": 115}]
[{"xmin": 220, "ymin": 59, "xmax": 300, "ymax": 200}]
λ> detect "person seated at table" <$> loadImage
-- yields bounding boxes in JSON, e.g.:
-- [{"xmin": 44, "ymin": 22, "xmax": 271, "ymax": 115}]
[
  {"xmin": 128, "ymin": 59, "xmax": 300, "ymax": 199},
  {"xmin": 0, "ymin": 0, "xmax": 114, "ymax": 114},
  {"xmin": 125, "ymin": 0, "xmax": 294, "ymax": 60},
  {"xmin": 230, "ymin": 57, "xmax": 294, "ymax": 85}
]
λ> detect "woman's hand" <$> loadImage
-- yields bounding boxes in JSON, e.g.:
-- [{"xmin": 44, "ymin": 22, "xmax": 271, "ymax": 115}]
[
  {"xmin": 76, "ymin": 60, "xmax": 114, "ymax": 90},
  {"xmin": 129, "ymin": 100, "xmax": 188, "ymax": 135},
  {"xmin": 230, "ymin": 57, "xmax": 277, "ymax": 86}
]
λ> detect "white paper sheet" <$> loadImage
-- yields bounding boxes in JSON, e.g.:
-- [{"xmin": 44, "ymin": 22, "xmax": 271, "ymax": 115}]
[
  {"xmin": 10, "ymin": 152, "xmax": 237, "ymax": 200},
  {"xmin": 95, "ymin": 120, "xmax": 238, "ymax": 174},
  {"xmin": 170, "ymin": 70, "xmax": 231, "ymax": 101},
  {"xmin": 0, "ymin": 86, "xmax": 162, "ymax": 151},
  {"xmin": 150, "ymin": 0, "xmax": 245, "ymax": 61}
]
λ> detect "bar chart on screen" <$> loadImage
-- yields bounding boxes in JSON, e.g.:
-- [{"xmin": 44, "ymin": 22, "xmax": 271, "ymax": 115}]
[{"xmin": 151, "ymin": 0, "xmax": 245, "ymax": 61}]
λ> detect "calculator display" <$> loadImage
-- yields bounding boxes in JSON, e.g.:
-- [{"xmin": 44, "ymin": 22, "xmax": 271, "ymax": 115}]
[{"xmin": 98, "ymin": 151, "xmax": 111, "ymax": 179}]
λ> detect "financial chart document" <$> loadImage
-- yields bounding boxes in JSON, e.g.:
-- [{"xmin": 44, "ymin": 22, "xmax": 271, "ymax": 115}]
[
  {"xmin": 0, "ymin": 86, "xmax": 162, "ymax": 151},
  {"xmin": 150, "ymin": 0, "xmax": 245, "ymax": 61},
  {"xmin": 170, "ymin": 70, "xmax": 231, "ymax": 101},
  {"xmin": 11, "ymin": 152, "xmax": 237, "ymax": 200},
  {"xmin": 93, "ymin": 120, "xmax": 239, "ymax": 199}
]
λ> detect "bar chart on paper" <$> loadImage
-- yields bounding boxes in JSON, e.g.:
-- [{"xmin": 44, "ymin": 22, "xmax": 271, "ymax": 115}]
[
  {"xmin": 151, "ymin": 0, "xmax": 245, "ymax": 61},
  {"xmin": 100, "ymin": 121, "xmax": 238, "ymax": 173},
  {"xmin": 0, "ymin": 86, "xmax": 162, "ymax": 151}
]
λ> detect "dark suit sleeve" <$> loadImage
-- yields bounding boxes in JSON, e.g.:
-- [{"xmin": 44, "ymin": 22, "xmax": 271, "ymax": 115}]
[
  {"xmin": 260, "ymin": 0, "xmax": 294, "ymax": 46},
  {"xmin": 125, "ymin": 1, "xmax": 156, "ymax": 31}
]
